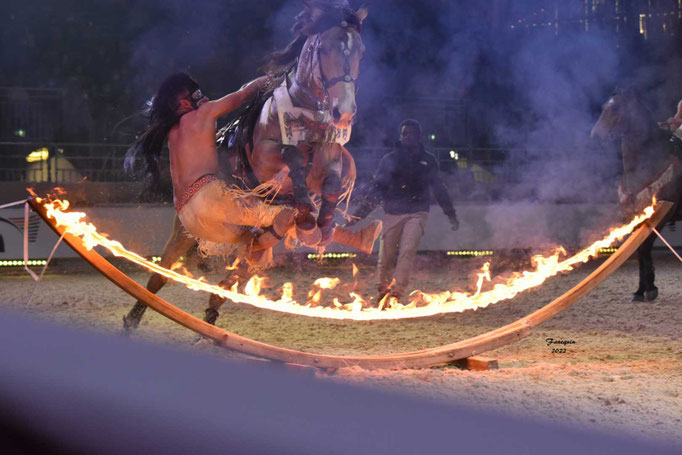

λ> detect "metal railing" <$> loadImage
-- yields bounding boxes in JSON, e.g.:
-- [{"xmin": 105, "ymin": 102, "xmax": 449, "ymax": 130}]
[
  {"xmin": 2, "ymin": 141, "xmax": 610, "ymax": 203},
  {"xmin": 2, "ymin": 142, "xmax": 523, "ymax": 184},
  {"xmin": 0, "ymin": 142, "xmax": 142, "ymax": 183}
]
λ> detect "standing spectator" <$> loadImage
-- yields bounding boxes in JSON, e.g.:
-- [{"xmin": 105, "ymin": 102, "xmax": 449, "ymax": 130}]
[{"xmin": 349, "ymin": 119, "xmax": 459, "ymax": 302}]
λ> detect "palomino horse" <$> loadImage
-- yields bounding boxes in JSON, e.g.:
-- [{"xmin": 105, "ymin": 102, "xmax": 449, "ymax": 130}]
[
  {"xmin": 591, "ymin": 88, "xmax": 682, "ymax": 301},
  {"xmin": 123, "ymin": 1, "xmax": 375, "ymax": 330}
]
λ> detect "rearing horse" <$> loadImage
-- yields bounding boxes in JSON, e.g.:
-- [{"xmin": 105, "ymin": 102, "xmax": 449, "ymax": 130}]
[
  {"xmin": 123, "ymin": 1, "xmax": 375, "ymax": 331},
  {"xmin": 591, "ymin": 87, "xmax": 682, "ymax": 301},
  {"xmin": 248, "ymin": 1, "xmax": 367, "ymax": 247}
]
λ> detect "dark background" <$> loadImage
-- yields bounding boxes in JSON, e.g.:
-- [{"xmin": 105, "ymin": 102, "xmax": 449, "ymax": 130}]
[{"xmin": 2, "ymin": 0, "xmax": 682, "ymax": 201}]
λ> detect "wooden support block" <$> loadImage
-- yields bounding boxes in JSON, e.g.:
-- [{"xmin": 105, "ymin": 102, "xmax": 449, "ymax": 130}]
[{"xmin": 452, "ymin": 356, "xmax": 499, "ymax": 371}]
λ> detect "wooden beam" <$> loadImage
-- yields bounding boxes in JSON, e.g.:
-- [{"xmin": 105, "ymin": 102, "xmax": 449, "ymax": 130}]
[{"xmin": 28, "ymin": 198, "xmax": 672, "ymax": 370}]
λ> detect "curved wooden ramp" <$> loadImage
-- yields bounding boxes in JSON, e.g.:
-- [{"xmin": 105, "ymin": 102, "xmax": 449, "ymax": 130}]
[{"xmin": 29, "ymin": 199, "xmax": 672, "ymax": 370}]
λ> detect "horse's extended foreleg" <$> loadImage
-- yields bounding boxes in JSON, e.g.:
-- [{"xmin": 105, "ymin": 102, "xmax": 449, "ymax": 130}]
[
  {"xmin": 123, "ymin": 214, "xmax": 195, "ymax": 332},
  {"xmin": 281, "ymin": 144, "xmax": 320, "ymax": 245},
  {"xmin": 317, "ymin": 173, "xmax": 342, "ymax": 247},
  {"xmin": 281, "ymin": 145, "xmax": 314, "ymax": 224}
]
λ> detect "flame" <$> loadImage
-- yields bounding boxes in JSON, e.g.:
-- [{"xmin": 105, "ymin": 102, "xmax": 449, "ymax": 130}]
[
  {"xmin": 313, "ymin": 277, "xmax": 341, "ymax": 289},
  {"xmin": 244, "ymin": 275, "xmax": 267, "ymax": 297},
  {"xmin": 280, "ymin": 282, "xmax": 294, "ymax": 302},
  {"xmin": 225, "ymin": 258, "xmax": 240, "ymax": 271},
  {"xmin": 35, "ymin": 195, "xmax": 657, "ymax": 321},
  {"xmin": 474, "ymin": 262, "xmax": 491, "ymax": 296}
]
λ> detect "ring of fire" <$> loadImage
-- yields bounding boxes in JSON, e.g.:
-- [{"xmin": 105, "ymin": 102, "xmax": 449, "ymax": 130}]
[
  {"xmin": 35, "ymin": 194, "xmax": 658, "ymax": 321},
  {"xmin": 28, "ymin": 197, "xmax": 673, "ymax": 369}
]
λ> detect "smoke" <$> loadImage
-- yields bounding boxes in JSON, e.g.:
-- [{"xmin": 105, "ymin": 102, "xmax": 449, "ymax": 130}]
[{"xmin": 125, "ymin": 1, "xmax": 307, "ymax": 121}]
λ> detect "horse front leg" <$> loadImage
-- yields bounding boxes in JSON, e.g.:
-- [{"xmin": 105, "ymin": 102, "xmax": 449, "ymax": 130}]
[
  {"xmin": 123, "ymin": 214, "xmax": 196, "ymax": 332},
  {"xmin": 317, "ymin": 171, "xmax": 342, "ymax": 247},
  {"xmin": 281, "ymin": 144, "xmax": 320, "ymax": 246}
]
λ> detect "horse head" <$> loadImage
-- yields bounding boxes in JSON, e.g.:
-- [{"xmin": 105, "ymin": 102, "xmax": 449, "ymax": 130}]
[
  {"xmin": 294, "ymin": 1, "xmax": 368, "ymax": 129},
  {"xmin": 590, "ymin": 87, "xmax": 652, "ymax": 143}
]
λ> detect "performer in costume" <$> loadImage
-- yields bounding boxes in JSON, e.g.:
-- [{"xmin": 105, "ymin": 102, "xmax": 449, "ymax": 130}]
[{"xmin": 126, "ymin": 73, "xmax": 295, "ymax": 262}]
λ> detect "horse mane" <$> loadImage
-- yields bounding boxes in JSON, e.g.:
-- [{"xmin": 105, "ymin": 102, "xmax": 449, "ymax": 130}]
[{"xmin": 262, "ymin": 0, "xmax": 361, "ymax": 75}]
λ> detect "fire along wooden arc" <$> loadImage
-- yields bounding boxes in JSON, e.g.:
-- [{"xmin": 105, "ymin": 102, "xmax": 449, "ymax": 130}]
[{"xmin": 29, "ymin": 198, "xmax": 672, "ymax": 370}]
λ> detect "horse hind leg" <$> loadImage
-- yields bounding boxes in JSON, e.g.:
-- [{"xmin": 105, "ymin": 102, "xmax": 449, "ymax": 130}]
[
  {"xmin": 123, "ymin": 214, "xmax": 196, "ymax": 332},
  {"xmin": 194, "ymin": 261, "xmax": 249, "ymax": 344}
]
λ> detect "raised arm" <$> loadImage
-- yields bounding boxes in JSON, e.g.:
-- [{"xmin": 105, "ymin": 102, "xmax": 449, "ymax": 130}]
[{"xmin": 204, "ymin": 75, "xmax": 271, "ymax": 119}]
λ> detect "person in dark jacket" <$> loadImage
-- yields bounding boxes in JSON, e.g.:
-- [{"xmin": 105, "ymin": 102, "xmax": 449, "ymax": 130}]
[{"xmin": 350, "ymin": 119, "xmax": 459, "ymax": 302}]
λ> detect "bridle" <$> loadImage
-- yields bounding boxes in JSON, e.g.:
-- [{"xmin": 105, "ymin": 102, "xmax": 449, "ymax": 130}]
[{"xmin": 294, "ymin": 20, "xmax": 360, "ymax": 112}]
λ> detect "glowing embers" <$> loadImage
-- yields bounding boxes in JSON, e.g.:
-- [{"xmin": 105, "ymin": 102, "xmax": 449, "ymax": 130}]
[{"xmin": 36, "ymin": 195, "xmax": 657, "ymax": 321}]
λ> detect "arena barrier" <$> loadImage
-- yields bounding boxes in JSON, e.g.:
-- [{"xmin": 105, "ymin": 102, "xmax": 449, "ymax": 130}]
[{"xmin": 26, "ymin": 198, "xmax": 672, "ymax": 370}]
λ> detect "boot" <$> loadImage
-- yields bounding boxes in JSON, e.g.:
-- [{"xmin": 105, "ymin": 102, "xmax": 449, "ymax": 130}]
[
  {"xmin": 204, "ymin": 307, "xmax": 220, "ymax": 325},
  {"xmin": 332, "ymin": 220, "xmax": 382, "ymax": 254}
]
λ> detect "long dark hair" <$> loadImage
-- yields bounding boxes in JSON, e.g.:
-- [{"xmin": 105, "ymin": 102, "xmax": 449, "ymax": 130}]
[{"xmin": 124, "ymin": 72, "xmax": 199, "ymax": 195}]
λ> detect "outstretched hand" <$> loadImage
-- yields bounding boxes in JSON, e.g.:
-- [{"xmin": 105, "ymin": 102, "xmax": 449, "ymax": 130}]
[{"xmin": 261, "ymin": 73, "xmax": 285, "ymax": 92}]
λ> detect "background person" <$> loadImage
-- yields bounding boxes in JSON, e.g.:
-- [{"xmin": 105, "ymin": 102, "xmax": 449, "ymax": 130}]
[{"xmin": 349, "ymin": 119, "xmax": 459, "ymax": 302}]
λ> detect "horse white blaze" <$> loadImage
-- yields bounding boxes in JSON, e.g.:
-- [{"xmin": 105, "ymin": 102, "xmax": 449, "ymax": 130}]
[{"xmin": 325, "ymin": 30, "xmax": 361, "ymax": 128}]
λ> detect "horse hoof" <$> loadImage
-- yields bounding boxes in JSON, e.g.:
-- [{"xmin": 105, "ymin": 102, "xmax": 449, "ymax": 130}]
[
  {"xmin": 630, "ymin": 294, "xmax": 644, "ymax": 302},
  {"xmin": 644, "ymin": 288, "xmax": 658, "ymax": 301},
  {"xmin": 296, "ymin": 225, "xmax": 322, "ymax": 247}
]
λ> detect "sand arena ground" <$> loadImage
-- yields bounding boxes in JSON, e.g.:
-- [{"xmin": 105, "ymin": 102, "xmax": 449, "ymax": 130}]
[{"xmin": 1, "ymin": 253, "xmax": 680, "ymax": 448}]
